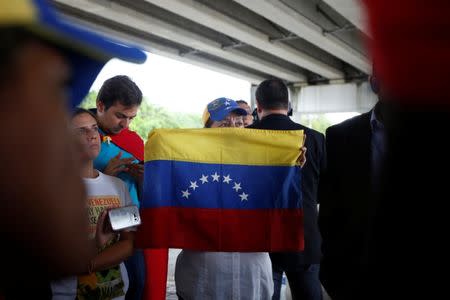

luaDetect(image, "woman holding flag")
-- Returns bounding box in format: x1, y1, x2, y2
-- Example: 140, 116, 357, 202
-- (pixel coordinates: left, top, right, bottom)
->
174, 97, 274, 300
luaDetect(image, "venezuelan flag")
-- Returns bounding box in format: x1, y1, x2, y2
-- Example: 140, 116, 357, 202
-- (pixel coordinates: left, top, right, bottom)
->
136, 128, 304, 252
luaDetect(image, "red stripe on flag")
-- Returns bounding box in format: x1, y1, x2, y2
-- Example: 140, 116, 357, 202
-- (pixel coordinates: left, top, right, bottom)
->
143, 249, 168, 300
136, 207, 304, 252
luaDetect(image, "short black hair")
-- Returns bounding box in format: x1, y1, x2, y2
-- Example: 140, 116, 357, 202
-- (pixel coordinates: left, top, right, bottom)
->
96, 75, 143, 110
236, 100, 248, 106
255, 78, 289, 110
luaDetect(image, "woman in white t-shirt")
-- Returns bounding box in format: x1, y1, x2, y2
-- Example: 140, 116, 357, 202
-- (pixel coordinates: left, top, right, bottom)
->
52, 108, 135, 300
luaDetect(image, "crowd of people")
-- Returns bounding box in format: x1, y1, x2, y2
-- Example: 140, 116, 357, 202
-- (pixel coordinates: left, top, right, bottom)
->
2, 0, 448, 300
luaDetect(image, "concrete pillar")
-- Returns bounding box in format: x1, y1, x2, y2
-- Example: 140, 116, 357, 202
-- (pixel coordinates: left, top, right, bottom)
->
250, 84, 258, 109
288, 85, 301, 112
295, 82, 377, 114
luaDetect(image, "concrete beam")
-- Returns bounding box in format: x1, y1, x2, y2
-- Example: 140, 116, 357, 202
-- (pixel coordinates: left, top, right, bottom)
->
144, 0, 344, 79
234, 0, 370, 73
321, 0, 369, 35
55, 0, 304, 82
60, 11, 266, 84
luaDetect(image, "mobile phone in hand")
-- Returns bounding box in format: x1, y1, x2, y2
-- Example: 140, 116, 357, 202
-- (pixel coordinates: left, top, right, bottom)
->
108, 205, 141, 231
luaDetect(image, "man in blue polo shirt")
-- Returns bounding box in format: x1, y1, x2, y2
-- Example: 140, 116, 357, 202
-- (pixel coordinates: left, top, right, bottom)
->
92, 75, 146, 300
92, 76, 169, 300
93, 75, 144, 208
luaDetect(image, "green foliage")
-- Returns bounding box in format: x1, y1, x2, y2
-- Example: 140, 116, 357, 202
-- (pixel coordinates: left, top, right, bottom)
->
299, 114, 332, 134
79, 91, 97, 110
79, 91, 202, 141
129, 102, 202, 141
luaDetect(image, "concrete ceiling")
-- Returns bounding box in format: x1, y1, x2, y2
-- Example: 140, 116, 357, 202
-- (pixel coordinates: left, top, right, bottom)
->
53, 0, 370, 85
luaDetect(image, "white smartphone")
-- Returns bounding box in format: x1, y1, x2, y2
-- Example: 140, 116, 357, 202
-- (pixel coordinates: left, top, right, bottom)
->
108, 205, 141, 231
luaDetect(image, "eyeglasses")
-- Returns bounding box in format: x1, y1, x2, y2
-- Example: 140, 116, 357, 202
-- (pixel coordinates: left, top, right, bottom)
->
74, 125, 99, 137
215, 116, 244, 128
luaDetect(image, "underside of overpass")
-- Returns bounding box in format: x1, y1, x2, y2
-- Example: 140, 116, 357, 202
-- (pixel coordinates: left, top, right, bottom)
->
53, 0, 376, 114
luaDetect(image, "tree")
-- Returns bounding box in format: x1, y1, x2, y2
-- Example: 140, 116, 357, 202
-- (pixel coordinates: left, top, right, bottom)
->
79, 91, 202, 141
79, 91, 97, 110
299, 114, 332, 134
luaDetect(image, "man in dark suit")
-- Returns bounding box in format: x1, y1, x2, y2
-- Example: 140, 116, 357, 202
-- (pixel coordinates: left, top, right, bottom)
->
248, 79, 326, 300
318, 111, 372, 300
318, 82, 386, 300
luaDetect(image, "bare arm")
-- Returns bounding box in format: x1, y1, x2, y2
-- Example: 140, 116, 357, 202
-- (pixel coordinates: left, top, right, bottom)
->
92, 231, 134, 272
90, 211, 134, 272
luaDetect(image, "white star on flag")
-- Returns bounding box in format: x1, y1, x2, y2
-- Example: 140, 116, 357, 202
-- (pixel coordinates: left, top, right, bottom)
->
223, 175, 232, 184
211, 172, 220, 182
233, 182, 242, 192
239, 192, 249, 201
199, 175, 209, 184
182, 189, 191, 199
189, 181, 198, 190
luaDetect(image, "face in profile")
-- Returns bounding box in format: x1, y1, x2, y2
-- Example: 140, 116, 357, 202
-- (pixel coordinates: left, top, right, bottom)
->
210, 112, 244, 128
71, 112, 101, 161
1, 38, 93, 275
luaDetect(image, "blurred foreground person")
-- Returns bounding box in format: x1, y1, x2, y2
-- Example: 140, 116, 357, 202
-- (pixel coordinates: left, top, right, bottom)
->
362, 1, 450, 299
0, 0, 145, 298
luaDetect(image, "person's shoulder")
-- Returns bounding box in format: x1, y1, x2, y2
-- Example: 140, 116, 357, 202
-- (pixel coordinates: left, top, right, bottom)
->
294, 122, 324, 140
326, 112, 371, 136
245, 121, 259, 129
96, 172, 131, 205
122, 128, 143, 142
97, 171, 127, 189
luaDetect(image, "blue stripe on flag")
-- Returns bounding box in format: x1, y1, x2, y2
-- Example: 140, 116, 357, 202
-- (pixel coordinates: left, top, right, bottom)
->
143, 160, 302, 209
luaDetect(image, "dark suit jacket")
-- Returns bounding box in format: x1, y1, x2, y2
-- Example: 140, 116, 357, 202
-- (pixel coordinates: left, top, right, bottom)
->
248, 114, 326, 266
318, 111, 373, 299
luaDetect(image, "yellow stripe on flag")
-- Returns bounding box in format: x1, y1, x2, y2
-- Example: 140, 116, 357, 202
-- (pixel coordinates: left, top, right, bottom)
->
0, 1, 36, 25
145, 128, 304, 166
